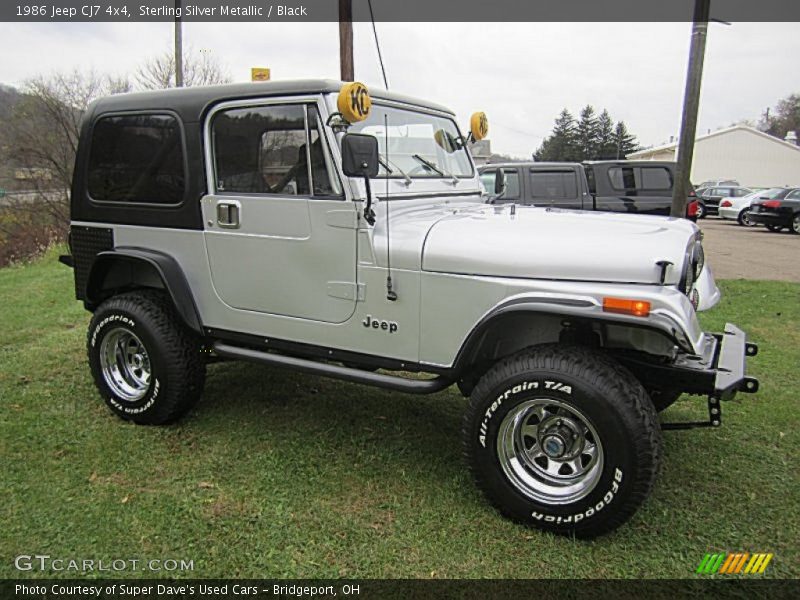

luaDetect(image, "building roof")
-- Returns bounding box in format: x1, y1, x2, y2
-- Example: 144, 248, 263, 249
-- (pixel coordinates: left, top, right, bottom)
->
88, 79, 455, 123
627, 125, 800, 159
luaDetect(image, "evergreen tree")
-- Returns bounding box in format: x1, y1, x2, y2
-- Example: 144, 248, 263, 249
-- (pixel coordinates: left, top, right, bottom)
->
595, 109, 617, 159
534, 108, 578, 161
611, 121, 640, 159
575, 105, 600, 160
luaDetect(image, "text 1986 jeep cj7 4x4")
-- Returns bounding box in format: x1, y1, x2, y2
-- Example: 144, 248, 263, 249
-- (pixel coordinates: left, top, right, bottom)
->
63, 80, 758, 537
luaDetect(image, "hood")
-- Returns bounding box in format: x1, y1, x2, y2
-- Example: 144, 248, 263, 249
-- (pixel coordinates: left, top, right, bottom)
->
414, 203, 696, 285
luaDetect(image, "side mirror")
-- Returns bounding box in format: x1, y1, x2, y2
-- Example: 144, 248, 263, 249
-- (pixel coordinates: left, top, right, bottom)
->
495, 168, 507, 195
341, 133, 379, 178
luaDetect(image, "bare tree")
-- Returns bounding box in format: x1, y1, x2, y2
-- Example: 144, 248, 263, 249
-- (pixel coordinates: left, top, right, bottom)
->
2, 71, 130, 226
136, 48, 231, 90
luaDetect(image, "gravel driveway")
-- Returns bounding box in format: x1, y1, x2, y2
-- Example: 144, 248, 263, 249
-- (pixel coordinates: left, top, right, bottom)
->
699, 217, 799, 282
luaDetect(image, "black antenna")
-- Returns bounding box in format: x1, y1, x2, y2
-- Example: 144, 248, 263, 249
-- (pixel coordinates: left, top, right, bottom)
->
384, 113, 397, 301
368, 0, 389, 90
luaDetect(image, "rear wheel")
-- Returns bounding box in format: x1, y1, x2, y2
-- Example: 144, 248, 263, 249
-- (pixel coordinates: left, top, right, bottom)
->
738, 209, 756, 227
87, 291, 206, 425
765, 224, 783, 232
696, 203, 707, 219
463, 345, 662, 538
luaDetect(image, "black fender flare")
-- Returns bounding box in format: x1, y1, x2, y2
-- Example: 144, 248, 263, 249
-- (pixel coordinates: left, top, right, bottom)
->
85, 247, 203, 335
450, 297, 692, 377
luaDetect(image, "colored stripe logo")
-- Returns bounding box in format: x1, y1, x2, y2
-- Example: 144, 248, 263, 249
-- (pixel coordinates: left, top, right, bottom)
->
696, 552, 773, 574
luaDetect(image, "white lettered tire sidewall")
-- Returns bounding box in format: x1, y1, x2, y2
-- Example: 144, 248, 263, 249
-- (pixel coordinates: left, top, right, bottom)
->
89, 309, 164, 420
87, 291, 205, 425
465, 347, 661, 537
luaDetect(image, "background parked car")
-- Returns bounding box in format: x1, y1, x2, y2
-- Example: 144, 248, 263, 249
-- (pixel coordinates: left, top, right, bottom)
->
718, 187, 787, 227
750, 188, 800, 233
695, 185, 753, 218
697, 179, 740, 188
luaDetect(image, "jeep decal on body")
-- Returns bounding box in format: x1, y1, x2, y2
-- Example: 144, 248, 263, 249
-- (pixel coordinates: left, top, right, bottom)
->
362, 315, 398, 333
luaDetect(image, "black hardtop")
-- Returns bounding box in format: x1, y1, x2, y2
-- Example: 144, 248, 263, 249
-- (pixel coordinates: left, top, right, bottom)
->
87, 79, 455, 123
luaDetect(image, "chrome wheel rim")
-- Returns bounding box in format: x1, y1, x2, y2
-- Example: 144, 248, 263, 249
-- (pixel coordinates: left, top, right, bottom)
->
793, 215, 799, 234
497, 398, 603, 504
741, 210, 755, 227
99, 327, 151, 402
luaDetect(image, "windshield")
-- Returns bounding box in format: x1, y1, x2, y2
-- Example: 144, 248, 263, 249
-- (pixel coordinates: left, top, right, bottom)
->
348, 105, 473, 179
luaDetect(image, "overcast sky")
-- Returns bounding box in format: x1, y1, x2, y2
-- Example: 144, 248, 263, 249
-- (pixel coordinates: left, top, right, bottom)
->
0, 20, 797, 156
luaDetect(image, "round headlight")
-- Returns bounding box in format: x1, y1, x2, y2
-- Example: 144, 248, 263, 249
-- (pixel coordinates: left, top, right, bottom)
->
693, 241, 705, 278
680, 259, 695, 293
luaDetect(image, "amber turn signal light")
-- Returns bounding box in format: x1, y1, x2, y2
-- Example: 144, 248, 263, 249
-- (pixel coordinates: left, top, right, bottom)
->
602, 297, 651, 317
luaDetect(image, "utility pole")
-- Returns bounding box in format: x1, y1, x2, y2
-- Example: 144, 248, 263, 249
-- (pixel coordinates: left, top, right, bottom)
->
174, 0, 184, 87
671, 0, 711, 217
339, 0, 354, 81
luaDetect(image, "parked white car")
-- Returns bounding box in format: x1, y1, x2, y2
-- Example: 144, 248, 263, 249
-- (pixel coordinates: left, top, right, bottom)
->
718, 188, 786, 227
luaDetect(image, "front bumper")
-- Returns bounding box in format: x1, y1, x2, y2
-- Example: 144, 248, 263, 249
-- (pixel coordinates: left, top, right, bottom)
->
617, 323, 759, 401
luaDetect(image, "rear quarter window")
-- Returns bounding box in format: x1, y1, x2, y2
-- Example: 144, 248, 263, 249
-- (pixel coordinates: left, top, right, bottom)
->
87, 113, 186, 204
608, 166, 672, 191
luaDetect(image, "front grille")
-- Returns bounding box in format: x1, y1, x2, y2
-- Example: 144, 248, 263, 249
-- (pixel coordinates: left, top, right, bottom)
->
70, 225, 113, 300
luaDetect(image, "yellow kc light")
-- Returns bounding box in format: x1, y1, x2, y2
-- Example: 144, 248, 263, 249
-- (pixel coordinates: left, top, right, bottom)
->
470, 111, 489, 141
337, 82, 372, 123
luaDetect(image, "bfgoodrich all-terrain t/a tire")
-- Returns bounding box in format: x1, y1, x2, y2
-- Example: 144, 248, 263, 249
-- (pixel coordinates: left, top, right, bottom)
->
463, 344, 662, 538
87, 291, 206, 425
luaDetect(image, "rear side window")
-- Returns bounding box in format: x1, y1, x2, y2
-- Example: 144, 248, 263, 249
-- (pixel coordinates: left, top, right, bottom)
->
529, 169, 578, 199
87, 114, 185, 204
608, 166, 672, 191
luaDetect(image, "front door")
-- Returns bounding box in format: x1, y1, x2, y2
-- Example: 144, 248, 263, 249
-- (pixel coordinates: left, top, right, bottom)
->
202, 99, 358, 324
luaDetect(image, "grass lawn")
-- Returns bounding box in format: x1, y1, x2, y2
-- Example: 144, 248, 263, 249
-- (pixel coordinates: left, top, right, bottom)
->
1, 247, 798, 579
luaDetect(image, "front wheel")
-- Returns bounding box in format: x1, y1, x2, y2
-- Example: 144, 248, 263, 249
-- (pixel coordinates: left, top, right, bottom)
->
792, 214, 800, 234
87, 291, 206, 425
463, 345, 662, 538
696, 203, 707, 219
738, 209, 756, 227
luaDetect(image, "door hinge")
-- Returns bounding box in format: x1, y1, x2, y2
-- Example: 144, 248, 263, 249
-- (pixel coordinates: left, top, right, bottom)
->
326, 210, 359, 229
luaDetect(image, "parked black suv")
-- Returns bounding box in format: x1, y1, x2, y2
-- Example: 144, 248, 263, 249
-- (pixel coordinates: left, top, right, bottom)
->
478, 160, 698, 219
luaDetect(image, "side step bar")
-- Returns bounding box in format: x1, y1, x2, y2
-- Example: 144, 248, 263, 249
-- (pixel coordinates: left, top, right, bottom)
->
213, 342, 454, 395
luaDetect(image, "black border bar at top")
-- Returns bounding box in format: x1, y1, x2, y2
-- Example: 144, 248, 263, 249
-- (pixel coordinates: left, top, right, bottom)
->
2, 0, 799, 22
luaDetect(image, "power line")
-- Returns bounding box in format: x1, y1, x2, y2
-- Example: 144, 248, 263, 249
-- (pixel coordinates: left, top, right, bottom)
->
367, 0, 389, 89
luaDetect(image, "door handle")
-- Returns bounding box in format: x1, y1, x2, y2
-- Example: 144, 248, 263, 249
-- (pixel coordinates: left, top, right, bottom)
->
216, 202, 240, 229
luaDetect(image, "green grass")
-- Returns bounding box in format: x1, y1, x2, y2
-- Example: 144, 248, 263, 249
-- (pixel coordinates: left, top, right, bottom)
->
1, 247, 798, 579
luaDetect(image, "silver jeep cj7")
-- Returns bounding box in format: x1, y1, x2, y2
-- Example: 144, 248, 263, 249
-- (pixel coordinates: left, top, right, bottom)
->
62, 80, 758, 537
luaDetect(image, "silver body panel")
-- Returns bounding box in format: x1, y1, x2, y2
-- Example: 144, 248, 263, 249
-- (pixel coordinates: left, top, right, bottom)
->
76, 90, 721, 369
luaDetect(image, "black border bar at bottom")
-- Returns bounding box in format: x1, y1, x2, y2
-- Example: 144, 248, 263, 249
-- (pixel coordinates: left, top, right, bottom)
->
3, 579, 799, 600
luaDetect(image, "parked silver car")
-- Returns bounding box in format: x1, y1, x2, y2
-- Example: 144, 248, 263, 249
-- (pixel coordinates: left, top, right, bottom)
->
718, 188, 787, 226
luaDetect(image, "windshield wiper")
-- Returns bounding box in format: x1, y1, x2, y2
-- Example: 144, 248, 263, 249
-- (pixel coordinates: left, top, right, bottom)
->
379, 156, 412, 186
412, 154, 459, 184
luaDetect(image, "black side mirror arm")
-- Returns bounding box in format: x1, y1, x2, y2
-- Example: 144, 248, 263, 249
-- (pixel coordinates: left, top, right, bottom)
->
362, 169, 376, 226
